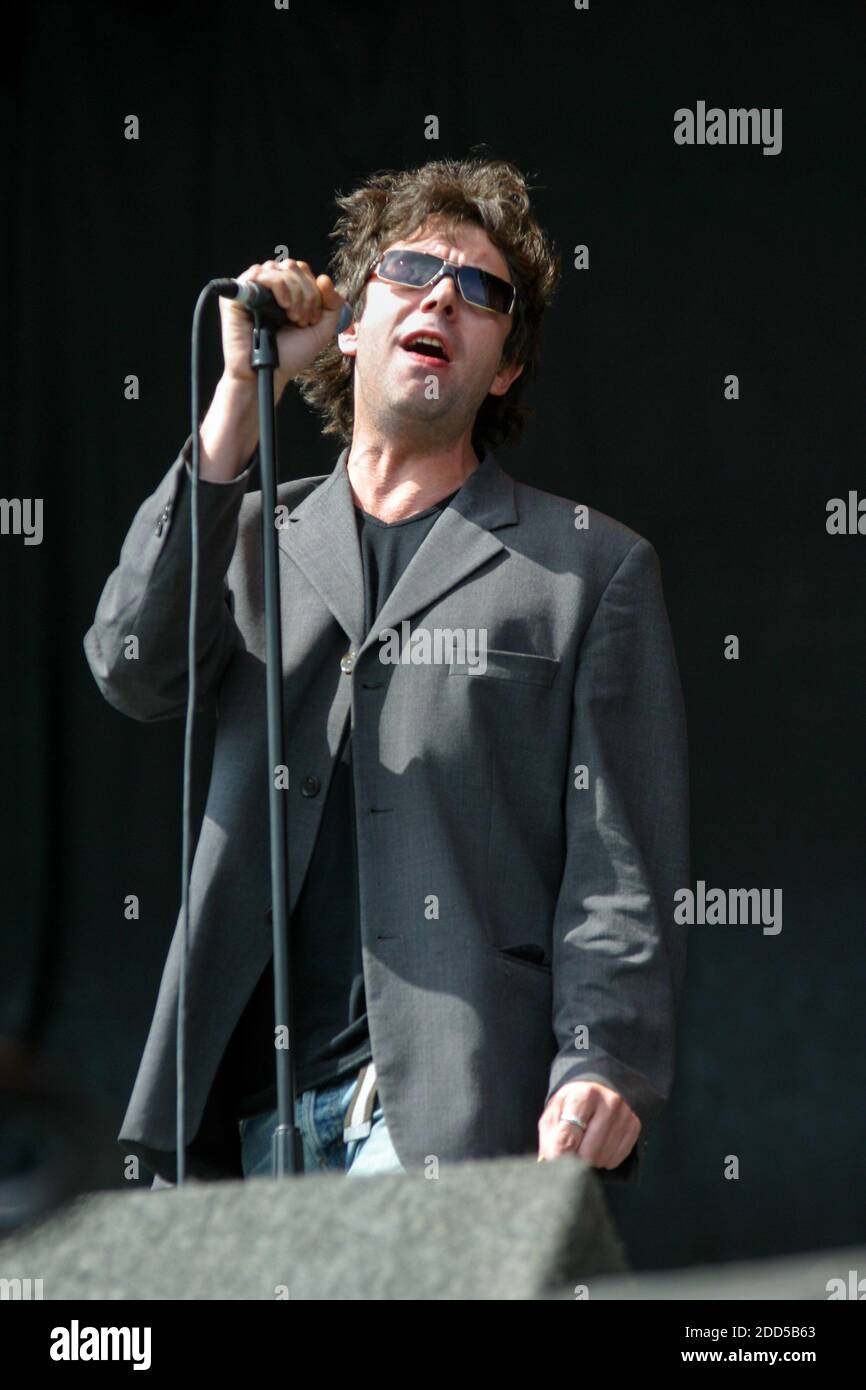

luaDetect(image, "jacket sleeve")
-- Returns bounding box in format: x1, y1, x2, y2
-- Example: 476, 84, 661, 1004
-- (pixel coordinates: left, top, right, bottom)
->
545, 536, 690, 1180
83, 432, 259, 722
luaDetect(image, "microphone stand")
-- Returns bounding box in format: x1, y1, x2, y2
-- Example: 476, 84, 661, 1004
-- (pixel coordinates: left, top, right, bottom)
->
248, 301, 304, 1178
182, 281, 351, 1184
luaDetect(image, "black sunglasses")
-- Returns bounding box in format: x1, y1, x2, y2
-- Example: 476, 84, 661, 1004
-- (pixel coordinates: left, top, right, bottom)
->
369, 248, 517, 316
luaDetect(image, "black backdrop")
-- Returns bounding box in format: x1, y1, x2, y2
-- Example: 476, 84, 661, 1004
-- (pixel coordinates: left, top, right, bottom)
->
3, 0, 864, 1272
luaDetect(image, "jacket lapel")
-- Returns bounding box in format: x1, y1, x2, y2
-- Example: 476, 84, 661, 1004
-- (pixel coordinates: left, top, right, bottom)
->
278, 445, 519, 657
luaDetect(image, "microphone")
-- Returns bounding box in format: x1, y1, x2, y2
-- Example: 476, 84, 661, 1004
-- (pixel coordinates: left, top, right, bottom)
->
212, 278, 353, 334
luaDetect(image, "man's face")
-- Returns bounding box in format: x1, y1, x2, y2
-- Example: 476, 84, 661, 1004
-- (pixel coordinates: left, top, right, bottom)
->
338, 218, 524, 449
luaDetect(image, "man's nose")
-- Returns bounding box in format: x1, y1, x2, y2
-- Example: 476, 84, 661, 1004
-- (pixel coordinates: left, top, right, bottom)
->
419, 270, 459, 314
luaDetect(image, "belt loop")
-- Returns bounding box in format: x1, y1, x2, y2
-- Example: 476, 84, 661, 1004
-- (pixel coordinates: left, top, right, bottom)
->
343, 1062, 378, 1142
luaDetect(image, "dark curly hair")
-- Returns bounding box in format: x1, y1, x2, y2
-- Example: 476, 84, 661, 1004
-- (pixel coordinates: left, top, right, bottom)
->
295, 154, 561, 456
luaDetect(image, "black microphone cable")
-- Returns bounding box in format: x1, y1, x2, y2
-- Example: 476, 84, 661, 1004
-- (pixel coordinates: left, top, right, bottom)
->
176, 281, 222, 1184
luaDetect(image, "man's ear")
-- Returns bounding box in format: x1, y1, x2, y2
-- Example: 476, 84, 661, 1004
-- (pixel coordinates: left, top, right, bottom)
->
490, 358, 524, 398
337, 321, 358, 357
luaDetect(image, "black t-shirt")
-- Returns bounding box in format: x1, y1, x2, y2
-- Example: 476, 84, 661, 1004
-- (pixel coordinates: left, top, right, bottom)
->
228, 482, 460, 1118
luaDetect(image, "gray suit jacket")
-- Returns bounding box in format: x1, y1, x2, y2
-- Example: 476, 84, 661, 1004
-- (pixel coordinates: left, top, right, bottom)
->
84, 434, 690, 1185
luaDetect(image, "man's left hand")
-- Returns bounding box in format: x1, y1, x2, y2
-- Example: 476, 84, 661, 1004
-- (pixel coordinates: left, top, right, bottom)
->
537, 1081, 641, 1169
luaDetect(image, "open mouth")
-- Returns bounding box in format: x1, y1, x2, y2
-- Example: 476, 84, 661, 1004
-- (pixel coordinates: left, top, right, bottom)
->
401, 338, 451, 366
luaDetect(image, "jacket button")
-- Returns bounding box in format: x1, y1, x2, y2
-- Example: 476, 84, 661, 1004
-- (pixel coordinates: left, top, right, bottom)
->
340, 649, 356, 673
301, 774, 320, 797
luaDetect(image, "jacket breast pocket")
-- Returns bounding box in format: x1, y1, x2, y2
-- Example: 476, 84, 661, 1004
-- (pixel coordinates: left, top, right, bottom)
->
493, 944, 552, 974
447, 647, 560, 689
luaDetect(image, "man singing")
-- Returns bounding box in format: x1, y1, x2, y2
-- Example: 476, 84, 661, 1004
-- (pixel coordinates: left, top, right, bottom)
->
83, 155, 690, 1187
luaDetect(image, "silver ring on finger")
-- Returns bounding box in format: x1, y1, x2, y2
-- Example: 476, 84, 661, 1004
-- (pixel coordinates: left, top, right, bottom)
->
562, 1113, 588, 1131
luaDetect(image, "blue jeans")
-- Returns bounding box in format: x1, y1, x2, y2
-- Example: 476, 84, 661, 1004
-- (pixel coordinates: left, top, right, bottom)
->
239, 1073, 406, 1179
